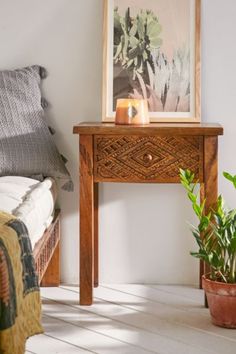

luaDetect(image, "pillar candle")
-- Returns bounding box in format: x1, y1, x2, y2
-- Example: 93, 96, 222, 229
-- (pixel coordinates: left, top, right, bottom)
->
115, 99, 149, 125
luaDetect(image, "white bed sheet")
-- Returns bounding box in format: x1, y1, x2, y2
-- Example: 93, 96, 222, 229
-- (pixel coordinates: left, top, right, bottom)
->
0, 176, 56, 248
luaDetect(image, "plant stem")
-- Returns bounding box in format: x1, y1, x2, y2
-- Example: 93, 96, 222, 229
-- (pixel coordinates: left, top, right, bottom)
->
229, 254, 236, 283
218, 270, 228, 283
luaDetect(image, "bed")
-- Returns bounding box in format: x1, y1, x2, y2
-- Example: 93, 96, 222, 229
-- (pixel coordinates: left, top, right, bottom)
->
0, 176, 61, 354
0, 65, 69, 353
0, 176, 60, 285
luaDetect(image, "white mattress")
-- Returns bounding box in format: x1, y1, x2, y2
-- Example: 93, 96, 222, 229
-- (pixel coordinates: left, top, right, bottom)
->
0, 176, 57, 248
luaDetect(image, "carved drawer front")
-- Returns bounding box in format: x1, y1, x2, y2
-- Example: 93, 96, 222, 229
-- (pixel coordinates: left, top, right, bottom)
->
94, 135, 203, 183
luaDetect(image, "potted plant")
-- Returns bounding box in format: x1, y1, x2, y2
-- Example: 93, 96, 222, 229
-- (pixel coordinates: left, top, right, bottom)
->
180, 169, 236, 328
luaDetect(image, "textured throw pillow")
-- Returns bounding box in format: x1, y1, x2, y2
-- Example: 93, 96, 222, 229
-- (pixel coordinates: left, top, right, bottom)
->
0, 65, 73, 191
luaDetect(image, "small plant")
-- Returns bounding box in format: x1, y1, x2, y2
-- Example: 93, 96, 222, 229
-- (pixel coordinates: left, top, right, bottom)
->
180, 169, 236, 284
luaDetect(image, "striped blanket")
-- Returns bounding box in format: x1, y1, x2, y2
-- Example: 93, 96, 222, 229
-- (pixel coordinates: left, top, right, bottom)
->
0, 212, 43, 354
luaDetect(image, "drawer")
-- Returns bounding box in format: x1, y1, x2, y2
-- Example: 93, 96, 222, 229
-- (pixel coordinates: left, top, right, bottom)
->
94, 135, 203, 183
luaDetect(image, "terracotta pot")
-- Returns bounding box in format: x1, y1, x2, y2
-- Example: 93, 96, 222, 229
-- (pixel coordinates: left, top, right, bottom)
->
202, 275, 236, 328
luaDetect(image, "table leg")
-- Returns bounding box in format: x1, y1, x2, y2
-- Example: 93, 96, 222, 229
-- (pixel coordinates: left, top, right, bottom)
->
202, 136, 218, 307
80, 135, 94, 305
94, 183, 99, 288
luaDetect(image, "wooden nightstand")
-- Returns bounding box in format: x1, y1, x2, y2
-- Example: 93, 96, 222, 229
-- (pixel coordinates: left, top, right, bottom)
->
73, 123, 223, 305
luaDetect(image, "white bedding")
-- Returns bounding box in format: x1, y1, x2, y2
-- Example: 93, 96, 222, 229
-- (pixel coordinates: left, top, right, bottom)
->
0, 176, 57, 248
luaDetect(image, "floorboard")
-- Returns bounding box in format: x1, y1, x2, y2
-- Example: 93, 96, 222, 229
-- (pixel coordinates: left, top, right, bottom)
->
27, 285, 236, 354
27, 330, 94, 354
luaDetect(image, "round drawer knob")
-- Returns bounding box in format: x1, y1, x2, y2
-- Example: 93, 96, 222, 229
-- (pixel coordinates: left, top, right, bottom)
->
143, 153, 153, 163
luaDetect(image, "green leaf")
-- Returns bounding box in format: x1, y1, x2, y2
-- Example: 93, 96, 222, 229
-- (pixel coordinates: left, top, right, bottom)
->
142, 50, 148, 61
128, 45, 140, 60
188, 192, 196, 203
129, 36, 139, 48
137, 16, 145, 39
150, 37, 162, 49
114, 42, 123, 61
223, 172, 234, 182
124, 8, 131, 33
129, 22, 137, 36
122, 34, 129, 60
230, 235, 236, 253
126, 59, 134, 68
147, 21, 162, 38
137, 60, 143, 74
198, 216, 210, 232
223, 172, 236, 189
179, 168, 185, 176
200, 199, 206, 214
193, 203, 202, 218
192, 236, 203, 249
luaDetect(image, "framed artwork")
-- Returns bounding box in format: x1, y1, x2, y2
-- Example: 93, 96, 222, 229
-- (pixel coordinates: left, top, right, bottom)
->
102, 0, 201, 122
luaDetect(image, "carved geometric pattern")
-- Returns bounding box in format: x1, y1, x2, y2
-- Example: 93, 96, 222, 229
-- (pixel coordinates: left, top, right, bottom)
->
33, 211, 60, 283
94, 135, 203, 183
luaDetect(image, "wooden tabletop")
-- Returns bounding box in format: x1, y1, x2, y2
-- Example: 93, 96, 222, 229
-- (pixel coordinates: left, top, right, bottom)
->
73, 122, 223, 136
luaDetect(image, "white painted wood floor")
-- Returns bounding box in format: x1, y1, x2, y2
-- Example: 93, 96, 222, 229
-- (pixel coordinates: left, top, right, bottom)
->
26, 285, 236, 354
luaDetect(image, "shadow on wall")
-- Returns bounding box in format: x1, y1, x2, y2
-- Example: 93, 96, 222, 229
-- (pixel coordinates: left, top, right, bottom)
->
99, 182, 199, 285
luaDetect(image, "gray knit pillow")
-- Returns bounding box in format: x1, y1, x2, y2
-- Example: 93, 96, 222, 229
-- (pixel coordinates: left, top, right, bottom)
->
0, 65, 73, 191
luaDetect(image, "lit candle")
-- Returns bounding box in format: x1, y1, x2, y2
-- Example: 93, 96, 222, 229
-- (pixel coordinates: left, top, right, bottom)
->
115, 99, 149, 125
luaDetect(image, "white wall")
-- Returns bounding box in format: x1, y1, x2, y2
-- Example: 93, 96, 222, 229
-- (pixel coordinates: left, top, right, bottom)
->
0, 0, 235, 285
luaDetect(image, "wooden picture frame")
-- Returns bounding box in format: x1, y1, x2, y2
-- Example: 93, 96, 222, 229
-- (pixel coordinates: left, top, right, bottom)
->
102, 0, 201, 123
